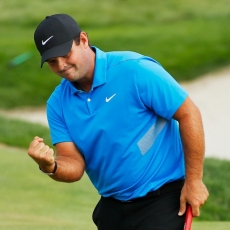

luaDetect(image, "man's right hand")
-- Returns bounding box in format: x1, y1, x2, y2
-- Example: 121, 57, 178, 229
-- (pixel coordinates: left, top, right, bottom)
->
28, 136, 55, 173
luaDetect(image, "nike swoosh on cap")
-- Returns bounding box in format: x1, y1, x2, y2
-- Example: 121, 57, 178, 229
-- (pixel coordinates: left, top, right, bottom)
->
42, 36, 54, 45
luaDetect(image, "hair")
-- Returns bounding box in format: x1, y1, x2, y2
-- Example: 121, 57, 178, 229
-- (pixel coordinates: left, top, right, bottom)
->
74, 33, 91, 46
74, 36, 80, 45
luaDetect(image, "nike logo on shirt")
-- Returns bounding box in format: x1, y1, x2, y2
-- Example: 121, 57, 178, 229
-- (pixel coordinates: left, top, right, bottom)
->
105, 94, 116, 102
42, 36, 54, 45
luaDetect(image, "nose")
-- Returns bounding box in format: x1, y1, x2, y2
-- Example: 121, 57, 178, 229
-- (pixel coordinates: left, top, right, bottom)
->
56, 57, 66, 71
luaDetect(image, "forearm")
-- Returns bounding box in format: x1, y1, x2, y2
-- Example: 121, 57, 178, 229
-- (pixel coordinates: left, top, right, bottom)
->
179, 105, 205, 181
173, 97, 209, 216
173, 97, 205, 181
41, 155, 85, 182
179, 115, 208, 216
38, 141, 85, 183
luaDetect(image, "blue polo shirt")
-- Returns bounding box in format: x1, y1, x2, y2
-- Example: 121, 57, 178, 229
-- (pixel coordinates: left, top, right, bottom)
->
47, 47, 188, 201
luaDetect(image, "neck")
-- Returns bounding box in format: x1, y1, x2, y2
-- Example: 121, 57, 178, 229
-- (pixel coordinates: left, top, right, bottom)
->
73, 80, 92, 92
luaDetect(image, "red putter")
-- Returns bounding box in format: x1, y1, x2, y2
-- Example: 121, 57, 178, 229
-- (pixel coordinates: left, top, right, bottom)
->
184, 205, 193, 230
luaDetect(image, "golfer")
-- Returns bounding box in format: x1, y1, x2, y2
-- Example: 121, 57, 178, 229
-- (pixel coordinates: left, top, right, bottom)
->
28, 14, 209, 230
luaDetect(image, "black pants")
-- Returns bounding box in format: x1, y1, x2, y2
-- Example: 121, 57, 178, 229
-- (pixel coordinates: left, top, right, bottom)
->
92, 180, 185, 230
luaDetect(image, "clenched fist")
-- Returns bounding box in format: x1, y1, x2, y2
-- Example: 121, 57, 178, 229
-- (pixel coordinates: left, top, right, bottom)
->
28, 136, 55, 173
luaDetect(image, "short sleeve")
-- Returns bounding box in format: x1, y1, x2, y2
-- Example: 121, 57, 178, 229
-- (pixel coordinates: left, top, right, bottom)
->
46, 89, 73, 145
135, 58, 188, 119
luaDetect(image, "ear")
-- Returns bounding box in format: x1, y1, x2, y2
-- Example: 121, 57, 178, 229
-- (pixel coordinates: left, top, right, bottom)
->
80, 32, 89, 47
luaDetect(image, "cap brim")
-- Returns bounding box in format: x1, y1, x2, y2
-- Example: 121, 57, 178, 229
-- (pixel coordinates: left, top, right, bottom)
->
41, 40, 73, 67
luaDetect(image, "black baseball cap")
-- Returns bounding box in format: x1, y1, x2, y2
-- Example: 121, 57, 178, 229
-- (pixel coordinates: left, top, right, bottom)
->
34, 14, 82, 67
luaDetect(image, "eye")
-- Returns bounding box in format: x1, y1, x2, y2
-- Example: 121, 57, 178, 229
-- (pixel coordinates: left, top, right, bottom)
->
63, 52, 70, 58
47, 59, 55, 65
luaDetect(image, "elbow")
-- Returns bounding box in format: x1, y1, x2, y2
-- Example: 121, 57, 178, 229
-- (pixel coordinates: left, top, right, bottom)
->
50, 170, 84, 183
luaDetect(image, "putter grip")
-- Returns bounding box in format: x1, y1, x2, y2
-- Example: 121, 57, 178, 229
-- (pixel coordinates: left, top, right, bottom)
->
184, 205, 193, 230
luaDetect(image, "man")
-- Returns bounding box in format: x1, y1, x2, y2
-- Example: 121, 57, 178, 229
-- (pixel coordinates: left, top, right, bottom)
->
28, 14, 209, 230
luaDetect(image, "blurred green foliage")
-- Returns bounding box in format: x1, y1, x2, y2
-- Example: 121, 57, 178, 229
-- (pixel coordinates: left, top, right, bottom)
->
0, 116, 52, 148
201, 158, 230, 221
0, 0, 230, 108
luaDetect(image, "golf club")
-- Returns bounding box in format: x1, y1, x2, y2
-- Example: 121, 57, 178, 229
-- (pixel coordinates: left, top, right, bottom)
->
184, 204, 193, 230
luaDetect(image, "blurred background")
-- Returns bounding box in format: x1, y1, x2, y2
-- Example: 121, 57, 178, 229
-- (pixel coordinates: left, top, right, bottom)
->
1, 0, 230, 108
0, 0, 230, 229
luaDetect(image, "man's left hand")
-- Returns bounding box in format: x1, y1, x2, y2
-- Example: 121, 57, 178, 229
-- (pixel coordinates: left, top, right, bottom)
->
178, 180, 209, 217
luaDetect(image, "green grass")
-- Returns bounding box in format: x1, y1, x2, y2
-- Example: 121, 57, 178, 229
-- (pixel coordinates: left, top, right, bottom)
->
0, 0, 230, 108
192, 222, 230, 230
0, 115, 52, 148
0, 145, 230, 229
201, 158, 230, 221
0, 145, 99, 230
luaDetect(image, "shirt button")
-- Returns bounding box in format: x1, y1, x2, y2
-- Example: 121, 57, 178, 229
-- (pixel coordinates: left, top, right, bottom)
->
87, 98, 91, 102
